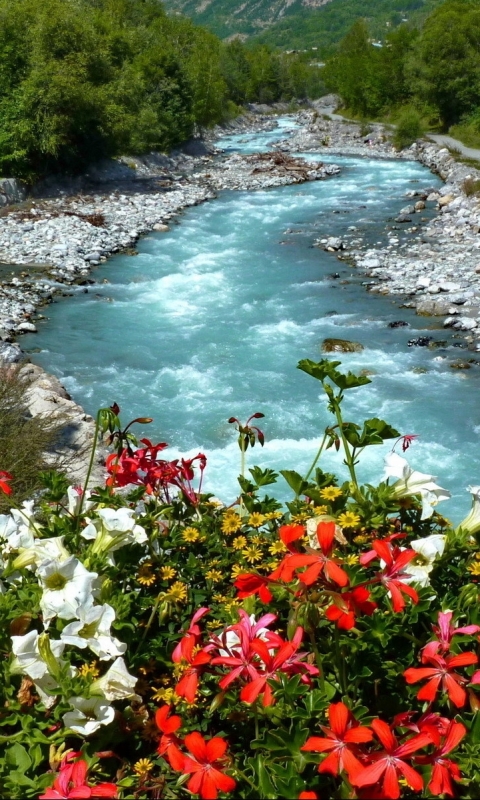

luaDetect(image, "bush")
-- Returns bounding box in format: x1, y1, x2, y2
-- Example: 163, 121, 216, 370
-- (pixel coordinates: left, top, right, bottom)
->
0, 365, 65, 511
3, 359, 480, 798
393, 108, 424, 150
463, 176, 480, 196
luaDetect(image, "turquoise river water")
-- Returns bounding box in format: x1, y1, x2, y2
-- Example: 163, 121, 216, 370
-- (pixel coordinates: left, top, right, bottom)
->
23, 118, 480, 520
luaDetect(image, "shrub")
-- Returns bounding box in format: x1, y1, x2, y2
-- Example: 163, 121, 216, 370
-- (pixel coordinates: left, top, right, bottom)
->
393, 108, 424, 150
463, 176, 480, 197
0, 365, 65, 511
2, 359, 480, 798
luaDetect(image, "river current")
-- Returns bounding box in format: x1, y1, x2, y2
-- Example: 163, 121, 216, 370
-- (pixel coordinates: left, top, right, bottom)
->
24, 118, 480, 520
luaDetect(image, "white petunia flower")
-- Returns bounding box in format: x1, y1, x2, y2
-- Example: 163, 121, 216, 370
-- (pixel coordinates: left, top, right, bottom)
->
0, 512, 34, 554
403, 534, 446, 587
457, 486, 480, 534
11, 630, 65, 680
60, 602, 126, 660
66, 485, 94, 516
38, 556, 97, 625
13, 536, 70, 570
91, 657, 138, 701
382, 452, 450, 520
81, 507, 147, 555
63, 696, 115, 736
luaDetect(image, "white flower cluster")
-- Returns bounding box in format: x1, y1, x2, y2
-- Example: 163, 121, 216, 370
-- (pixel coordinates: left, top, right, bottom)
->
2, 497, 144, 736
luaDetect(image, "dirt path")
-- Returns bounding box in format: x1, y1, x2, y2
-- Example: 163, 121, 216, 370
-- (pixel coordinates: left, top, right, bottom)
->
425, 134, 480, 162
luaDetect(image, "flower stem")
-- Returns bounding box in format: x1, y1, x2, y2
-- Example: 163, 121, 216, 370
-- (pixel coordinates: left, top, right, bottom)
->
304, 432, 328, 483
78, 409, 102, 524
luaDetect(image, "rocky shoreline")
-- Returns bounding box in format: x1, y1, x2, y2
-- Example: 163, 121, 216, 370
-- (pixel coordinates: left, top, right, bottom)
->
2, 103, 480, 481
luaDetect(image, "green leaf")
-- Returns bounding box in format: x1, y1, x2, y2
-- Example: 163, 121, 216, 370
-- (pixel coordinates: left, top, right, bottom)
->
249, 466, 279, 487
6, 743, 32, 772
342, 417, 401, 447
297, 359, 371, 390
280, 469, 309, 497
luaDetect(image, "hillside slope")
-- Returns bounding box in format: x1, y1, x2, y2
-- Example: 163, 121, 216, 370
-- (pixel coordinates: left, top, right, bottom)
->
163, 0, 445, 50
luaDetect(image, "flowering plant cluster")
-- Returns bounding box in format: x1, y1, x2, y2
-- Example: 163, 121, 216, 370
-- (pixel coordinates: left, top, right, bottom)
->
1, 359, 480, 799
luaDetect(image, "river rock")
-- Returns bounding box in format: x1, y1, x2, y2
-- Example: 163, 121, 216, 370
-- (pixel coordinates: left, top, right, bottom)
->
15, 321, 37, 333
408, 336, 433, 347
321, 338, 364, 353
0, 342, 23, 364
153, 223, 169, 232
388, 320, 409, 328
438, 194, 454, 207
324, 237, 344, 251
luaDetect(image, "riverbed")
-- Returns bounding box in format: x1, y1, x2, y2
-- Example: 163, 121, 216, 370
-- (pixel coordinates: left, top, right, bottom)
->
21, 118, 480, 521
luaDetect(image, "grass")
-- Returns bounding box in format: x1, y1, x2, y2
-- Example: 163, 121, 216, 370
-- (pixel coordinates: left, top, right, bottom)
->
0, 366, 66, 511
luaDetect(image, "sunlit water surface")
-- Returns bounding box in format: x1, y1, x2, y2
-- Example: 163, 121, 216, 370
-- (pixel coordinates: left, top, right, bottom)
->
24, 118, 480, 521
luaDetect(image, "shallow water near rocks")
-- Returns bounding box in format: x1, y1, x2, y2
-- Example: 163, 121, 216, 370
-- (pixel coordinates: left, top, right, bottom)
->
25, 119, 480, 521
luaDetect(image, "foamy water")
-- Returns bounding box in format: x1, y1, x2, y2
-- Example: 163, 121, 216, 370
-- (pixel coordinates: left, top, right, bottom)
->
23, 119, 480, 520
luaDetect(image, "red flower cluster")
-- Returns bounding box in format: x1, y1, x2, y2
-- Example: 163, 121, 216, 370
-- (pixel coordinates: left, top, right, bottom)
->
404, 610, 480, 708
0, 469, 12, 495
234, 522, 414, 626
301, 702, 466, 799
39, 752, 117, 799
171, 608, 318, 707
106, 438, 206, 503
156, 708, 236, 800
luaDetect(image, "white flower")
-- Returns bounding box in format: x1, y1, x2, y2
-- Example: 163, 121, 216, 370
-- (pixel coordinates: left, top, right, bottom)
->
13, 536, 70, 570
81, 507, 147, 556
63, 696, 115, 736
66, 486, 94, 516
0, 512, 34, 554
382, 452, 450, 520
60, 602, 126, 660
91, 657, 138, 701
403, 534, 446, 587
457, 486, 480, 534
11, 630, 65, 680
38, 556, 97, 625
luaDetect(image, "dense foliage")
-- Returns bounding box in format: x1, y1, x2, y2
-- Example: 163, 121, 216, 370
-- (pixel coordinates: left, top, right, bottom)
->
323, 0, 480, 141
3, 358, 480, 798
0, 0, 319, 181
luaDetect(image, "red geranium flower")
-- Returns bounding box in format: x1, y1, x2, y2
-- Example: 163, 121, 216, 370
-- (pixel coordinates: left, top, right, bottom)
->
174, 638, 211, 703
325, 587, 377, 630
39, 757, 117, 799
353, 719, 431, 800
280, 521, 349, 587
422, 610, 480, 660
234, 573, 274, 603
172, 607, 210, 663
155, 705, 185, 770
0, 470, 13, 495
360, 539, 418, 613
301, 702, 372, 783
416, 720, 466, 797
181, 732, 236, 800
404, 651, 478, 708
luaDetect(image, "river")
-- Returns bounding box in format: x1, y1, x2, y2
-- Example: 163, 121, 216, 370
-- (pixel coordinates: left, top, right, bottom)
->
23, 118, 480, 521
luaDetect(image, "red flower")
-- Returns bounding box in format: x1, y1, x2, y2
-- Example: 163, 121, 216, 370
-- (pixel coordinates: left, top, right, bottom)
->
172, 608, 210, 663
301, 702, 372, 783
240, 629, 316, 706
174, 638, 211, 703
155, 705, 185, 770
416, 720, 466, 797
353, 719, 431, 800
279, 524, 305, 551
325, 587, 377, 630
181, 732, 236, 800
209, 611, 280, 690
39, 757, 117, 799
422, 610, 480, 659
404, 651, 478, 708
298, 793, 318, 799
234, 573, 274, 603
280, 521, 349, 587
360, 539, 418, 613
0, 470, 12, 495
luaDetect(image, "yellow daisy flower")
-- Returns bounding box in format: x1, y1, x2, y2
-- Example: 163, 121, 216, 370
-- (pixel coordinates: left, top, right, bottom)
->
231, 564, 244, 579
248, 512, 266, 528
221, 513, 242, 535
242, 546, 262, 564
344, 554, 359, 566
209, 559, 221, 566
182, 527, 200, 543
205, 569, 223, 583
213, 593, 227, 602
264, 511, 283, 521
162, 582, 188, 603
250, 534, 264, 545
337, 511, 361, 528
468, 562, 480, 576
151, 686, 177, 703
206, 619, 223, 629
354, 534, 369, 545
267, 560, 280, 570
232, 535, 247, 550
291, 512, 309, 523
137, 563, 156, 586
224, 599, 241, 613
319, 486, 343, 501
160, 566, 176, 581
311, 505, 328, 515
133, 758, 154, 777
269, 540, 287, 556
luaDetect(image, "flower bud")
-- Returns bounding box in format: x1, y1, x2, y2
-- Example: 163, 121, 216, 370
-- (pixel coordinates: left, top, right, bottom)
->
209, 691, 226, 713
38, 633, 61, 680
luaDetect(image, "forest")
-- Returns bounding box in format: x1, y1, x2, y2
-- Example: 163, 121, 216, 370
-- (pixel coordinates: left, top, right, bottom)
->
0, 0, 322, 181
322, 0, 480, 143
